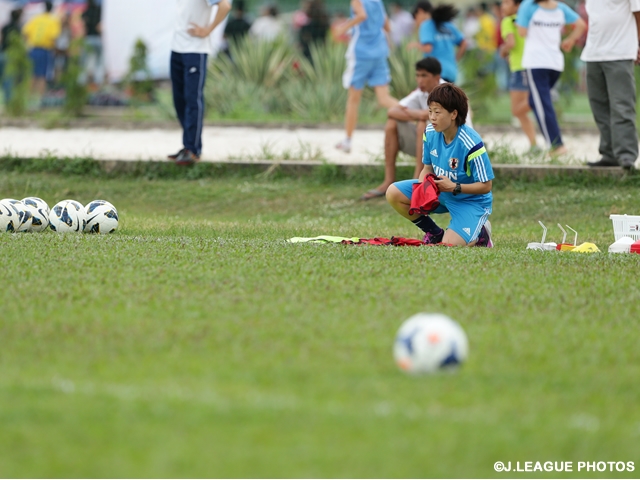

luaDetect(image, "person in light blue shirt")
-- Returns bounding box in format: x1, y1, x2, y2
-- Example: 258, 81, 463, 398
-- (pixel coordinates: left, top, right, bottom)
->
387, 83, 494, 247
516, 0, 586, 156
410, 1, 467, 83
334, 0, 398, 153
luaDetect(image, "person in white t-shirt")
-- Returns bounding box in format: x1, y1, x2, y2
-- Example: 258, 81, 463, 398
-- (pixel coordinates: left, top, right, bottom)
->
249, 5, 283, 41
516, 0, 586, 157
169, 0, 231, 165
583, 0, 640, 171
361, 57, 442, 200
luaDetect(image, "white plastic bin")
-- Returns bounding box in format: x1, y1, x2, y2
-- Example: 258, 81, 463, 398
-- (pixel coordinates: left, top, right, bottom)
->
610, 215, 640, 241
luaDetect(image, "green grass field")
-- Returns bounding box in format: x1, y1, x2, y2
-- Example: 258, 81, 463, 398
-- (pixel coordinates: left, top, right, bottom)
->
1, 170, 640, 478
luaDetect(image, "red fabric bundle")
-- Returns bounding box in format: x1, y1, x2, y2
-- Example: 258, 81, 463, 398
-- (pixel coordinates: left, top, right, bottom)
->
340, 237, 425, 246
409, 173, 440, 216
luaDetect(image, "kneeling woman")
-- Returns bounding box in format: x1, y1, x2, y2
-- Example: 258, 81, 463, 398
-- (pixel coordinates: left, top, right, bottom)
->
386, 83, 494, 247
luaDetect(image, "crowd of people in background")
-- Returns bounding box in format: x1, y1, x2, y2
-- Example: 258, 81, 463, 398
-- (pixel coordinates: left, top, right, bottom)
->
0, 0, 103, 108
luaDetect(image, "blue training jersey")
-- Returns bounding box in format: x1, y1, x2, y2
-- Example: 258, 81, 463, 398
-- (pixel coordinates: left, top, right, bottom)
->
348, 0, 389, 60
422, 123, 494, 206
418, 19, 464, 82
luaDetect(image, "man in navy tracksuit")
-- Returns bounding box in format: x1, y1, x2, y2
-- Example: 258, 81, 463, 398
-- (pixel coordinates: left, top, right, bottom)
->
169, 0, 231, 165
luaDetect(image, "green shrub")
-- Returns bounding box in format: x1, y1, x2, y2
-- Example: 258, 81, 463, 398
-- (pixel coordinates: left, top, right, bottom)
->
4, 32, 32, 116
210, 36, 296, 88
125, 39, 155, 101
459, 48, 497, 122
388, 44, 422, 99
62, 39, 88, 116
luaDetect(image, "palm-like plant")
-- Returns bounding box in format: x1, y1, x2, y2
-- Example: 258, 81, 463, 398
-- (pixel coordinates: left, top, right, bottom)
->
388, 44, 422, 99
209, 36, 296, 89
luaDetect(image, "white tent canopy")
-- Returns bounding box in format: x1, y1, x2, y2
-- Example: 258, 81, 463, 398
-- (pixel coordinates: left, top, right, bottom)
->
103, 0, 225, 83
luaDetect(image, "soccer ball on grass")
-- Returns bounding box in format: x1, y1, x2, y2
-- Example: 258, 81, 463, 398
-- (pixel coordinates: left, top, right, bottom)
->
83, 200, 118, 234
21, 197, 50, 232
49, 200, 85, 233
393, 313, 469, 374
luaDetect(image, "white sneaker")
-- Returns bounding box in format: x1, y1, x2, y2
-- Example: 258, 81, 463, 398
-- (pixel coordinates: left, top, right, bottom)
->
335, 139, 351, 153
476, 220, 493, 248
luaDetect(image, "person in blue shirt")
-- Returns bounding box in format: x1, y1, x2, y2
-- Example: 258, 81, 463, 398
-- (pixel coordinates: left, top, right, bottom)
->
334, 0, 398, 153
409, 2, 467, 83
386, 83, 494, 247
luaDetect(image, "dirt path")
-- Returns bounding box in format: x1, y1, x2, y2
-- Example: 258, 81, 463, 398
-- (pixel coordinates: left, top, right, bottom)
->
0, 125, 627, 166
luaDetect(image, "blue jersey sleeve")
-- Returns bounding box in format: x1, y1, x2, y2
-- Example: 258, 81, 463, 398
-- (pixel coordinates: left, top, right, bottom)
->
422, 126, 435, 165
465, 142, 494, 183
558, 3, 580, 24
419, 19, 436, 45
516, 0, 537, 27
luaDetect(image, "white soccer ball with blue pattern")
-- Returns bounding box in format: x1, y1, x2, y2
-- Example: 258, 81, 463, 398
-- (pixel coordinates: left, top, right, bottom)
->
2, 198, 32, 232
83, 200, 118, 234
49, 199, 85, 233
0, 198, 24, 232
21, 197, 50, 232
393, 313, 469, 374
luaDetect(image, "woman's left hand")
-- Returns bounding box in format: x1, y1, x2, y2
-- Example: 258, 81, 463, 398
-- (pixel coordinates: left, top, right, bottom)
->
433, 176, 455, 192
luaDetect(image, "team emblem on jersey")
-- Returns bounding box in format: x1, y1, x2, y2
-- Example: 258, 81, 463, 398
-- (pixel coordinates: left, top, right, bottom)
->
449, 158, 459, 170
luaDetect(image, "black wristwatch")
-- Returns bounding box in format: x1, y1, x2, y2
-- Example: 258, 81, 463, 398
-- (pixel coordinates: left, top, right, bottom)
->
452, 183, 462, 196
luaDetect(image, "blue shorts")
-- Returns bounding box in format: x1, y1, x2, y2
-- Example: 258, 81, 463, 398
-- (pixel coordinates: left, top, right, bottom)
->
393, 179, 491, 244
29, 48, 53, 79
509, 70, 529, 92
342, 57, 390, 90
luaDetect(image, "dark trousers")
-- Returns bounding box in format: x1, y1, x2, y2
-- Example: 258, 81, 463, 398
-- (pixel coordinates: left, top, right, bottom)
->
586, 60, 638, 167
526, 68, 562, 148
170, 51, 207, 156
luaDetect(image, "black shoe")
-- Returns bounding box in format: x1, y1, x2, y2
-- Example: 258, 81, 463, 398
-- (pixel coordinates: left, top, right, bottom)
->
587, 158, 619, 167
622, 162, 637, 172
168, 148, 185, 161
175, 149, 200, 165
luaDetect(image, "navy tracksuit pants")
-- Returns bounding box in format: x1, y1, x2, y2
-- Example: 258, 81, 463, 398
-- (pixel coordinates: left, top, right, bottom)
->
170, 51, 207, 156
526, 68, 563, 148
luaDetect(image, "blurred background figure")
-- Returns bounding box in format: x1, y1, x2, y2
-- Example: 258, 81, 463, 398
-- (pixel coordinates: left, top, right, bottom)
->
292, 0, 310, 32
22, 1, 60, 104
329, 10, 350, 44
0, 7, 21, 105
249, 4, 283, 42
410, 1, 467, 84
223, 0, 251, 50
53, 10, 71, 85
80, 0, 103, 88
500, 0, 537, 150
389, 1, 414, 48
475, 2, 496, 54
516, 0, 586, 157
299, 0, 329, 61
462, 6, 480, 50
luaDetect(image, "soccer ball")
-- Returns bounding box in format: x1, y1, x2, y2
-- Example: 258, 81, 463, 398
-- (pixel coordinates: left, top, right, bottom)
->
393, 313, 469, 374
0, 198, 24, 232
84, 200, 118, 234
49, 200, 85, 233
0, 198, 32, 232
21, 197, 50, 232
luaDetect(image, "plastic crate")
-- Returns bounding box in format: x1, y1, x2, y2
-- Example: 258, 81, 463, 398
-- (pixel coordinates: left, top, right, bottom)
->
610, 214, 640, 241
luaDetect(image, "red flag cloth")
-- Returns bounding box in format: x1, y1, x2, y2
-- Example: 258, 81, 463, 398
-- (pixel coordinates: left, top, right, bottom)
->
341, 237, 425, 246
408, 173, 440, 216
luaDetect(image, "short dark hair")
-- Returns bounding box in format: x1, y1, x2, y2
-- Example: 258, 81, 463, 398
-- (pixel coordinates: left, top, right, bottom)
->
415, 57, 441, 76
45, 1, 53, 12
412, 0, 433, 16
427, 83, 468, 127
